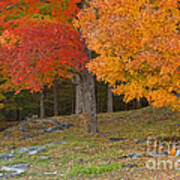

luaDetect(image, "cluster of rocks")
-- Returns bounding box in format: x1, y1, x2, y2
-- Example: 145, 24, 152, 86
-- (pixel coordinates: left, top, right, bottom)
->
0, 140, 67, 178
19, 119, 73, 140
0, 163, 29, 178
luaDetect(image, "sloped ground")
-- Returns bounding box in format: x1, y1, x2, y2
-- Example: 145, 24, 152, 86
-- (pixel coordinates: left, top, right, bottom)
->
0, 106, 180, 179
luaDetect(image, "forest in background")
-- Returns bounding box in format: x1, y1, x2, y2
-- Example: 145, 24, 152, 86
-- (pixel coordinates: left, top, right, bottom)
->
0, 79, 148, 122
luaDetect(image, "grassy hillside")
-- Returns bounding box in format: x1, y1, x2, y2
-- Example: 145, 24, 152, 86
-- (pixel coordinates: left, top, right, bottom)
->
0, 106, 180, 179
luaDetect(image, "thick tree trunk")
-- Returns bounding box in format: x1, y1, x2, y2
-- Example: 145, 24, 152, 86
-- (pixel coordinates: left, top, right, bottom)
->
75, 75, 83, 114
107, 85, 113, 113
76, 0, 97, 134
53, 80, 59, 116
40, 91, 45, 119
79, 69, 98, 134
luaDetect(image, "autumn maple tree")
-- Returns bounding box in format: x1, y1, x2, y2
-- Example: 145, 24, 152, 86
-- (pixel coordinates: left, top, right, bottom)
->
0, 0, 98, 133
0, 22, 88, 92
76, 0, 180, 111
0, 0, 87, 91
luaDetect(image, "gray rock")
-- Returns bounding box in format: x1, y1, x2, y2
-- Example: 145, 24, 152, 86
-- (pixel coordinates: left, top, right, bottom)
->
44, 128, 59, 133
0, 153, 15, 161
122, 164, 135, 168
28, 146, 46, 155
148, 152, 167, 157
160, 116, 168, 120
10, 163, 29, 169
18, 145, 46, 155
56, 141, 67, 145
40, 156, 49, 160
19, 121, 28, 132
135, 138, 148, 144
43, 120, 73, 130
44, 171, 57, 175
119, 152, 141, 160
36, 126, 47, 130
102, 161, 109, 165
109, 137, 126, 142
18, 147, 32, 153
44, 120, 63, 128
49, 161, 55, 164
19, 135, 34, 141
0, 163, 29, 178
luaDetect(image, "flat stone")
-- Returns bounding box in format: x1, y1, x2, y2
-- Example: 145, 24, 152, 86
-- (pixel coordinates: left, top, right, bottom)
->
78, 159, 84, 163
102, 161, 109, 165
135, 138, 148, 144
18, 147, 32, 153
119, 152, 141, 160
36, 126, 47, 130
19, 135, 34, 141
44, 171, 57, 175
160, 116, 168, 120
44, 128, 55, 133
49, 161, 55, 164
148, 152, 167, 157
109, 137, 126, 142
0, 163, 29, 178
122, 164, 135, 168
10, 163, 29, 169
62, 124, 73, 129
43, 120, 63, 128
40, 156, 49, 160
19, 122, 28, 132
18, 146, 42, 154
0, 153, 15, 161
28, 146, 46, 155
56, 141, 67, 145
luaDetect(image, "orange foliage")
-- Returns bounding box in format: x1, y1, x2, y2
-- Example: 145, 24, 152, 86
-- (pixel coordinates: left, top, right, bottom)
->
76, 0, 180, 110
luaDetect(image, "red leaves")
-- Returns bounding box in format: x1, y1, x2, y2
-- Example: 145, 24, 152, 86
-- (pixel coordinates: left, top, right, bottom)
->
0, 22, 88, 92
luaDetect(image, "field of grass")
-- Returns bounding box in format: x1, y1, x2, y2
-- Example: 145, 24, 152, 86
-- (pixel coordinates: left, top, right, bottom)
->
0, 106, 180, 179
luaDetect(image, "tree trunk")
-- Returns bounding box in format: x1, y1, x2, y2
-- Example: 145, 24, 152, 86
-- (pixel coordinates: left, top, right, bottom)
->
53, 80, 59, 116
107, 85, 113, 112
16, 108, 21, 121
40, 91, 45, 119
137, 99, 142, 109
75, 75, 83, 114
76, 0, 98, 134
79, 69, 98, 134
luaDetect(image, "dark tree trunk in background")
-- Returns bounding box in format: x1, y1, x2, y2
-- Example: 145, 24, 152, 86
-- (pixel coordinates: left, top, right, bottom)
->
137, 99, 142, 109
16, 109, 21, 121
40, 91, 45, 119
72, 84, 75, 114
75, 75, 83, 114
79, 69, 98, 134
107, 85, 113, 112
53, 80, 59, 116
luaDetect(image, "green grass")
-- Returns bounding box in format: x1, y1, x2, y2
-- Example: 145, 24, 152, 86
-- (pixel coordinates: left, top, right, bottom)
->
0, 106, 179, 179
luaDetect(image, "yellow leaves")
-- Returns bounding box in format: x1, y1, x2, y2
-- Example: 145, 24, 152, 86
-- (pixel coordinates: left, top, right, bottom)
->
149, 89, 180, 110
77, 0, 180, 111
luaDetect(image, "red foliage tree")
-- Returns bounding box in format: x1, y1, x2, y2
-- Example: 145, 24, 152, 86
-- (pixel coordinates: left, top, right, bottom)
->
0, 22, 88, 92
